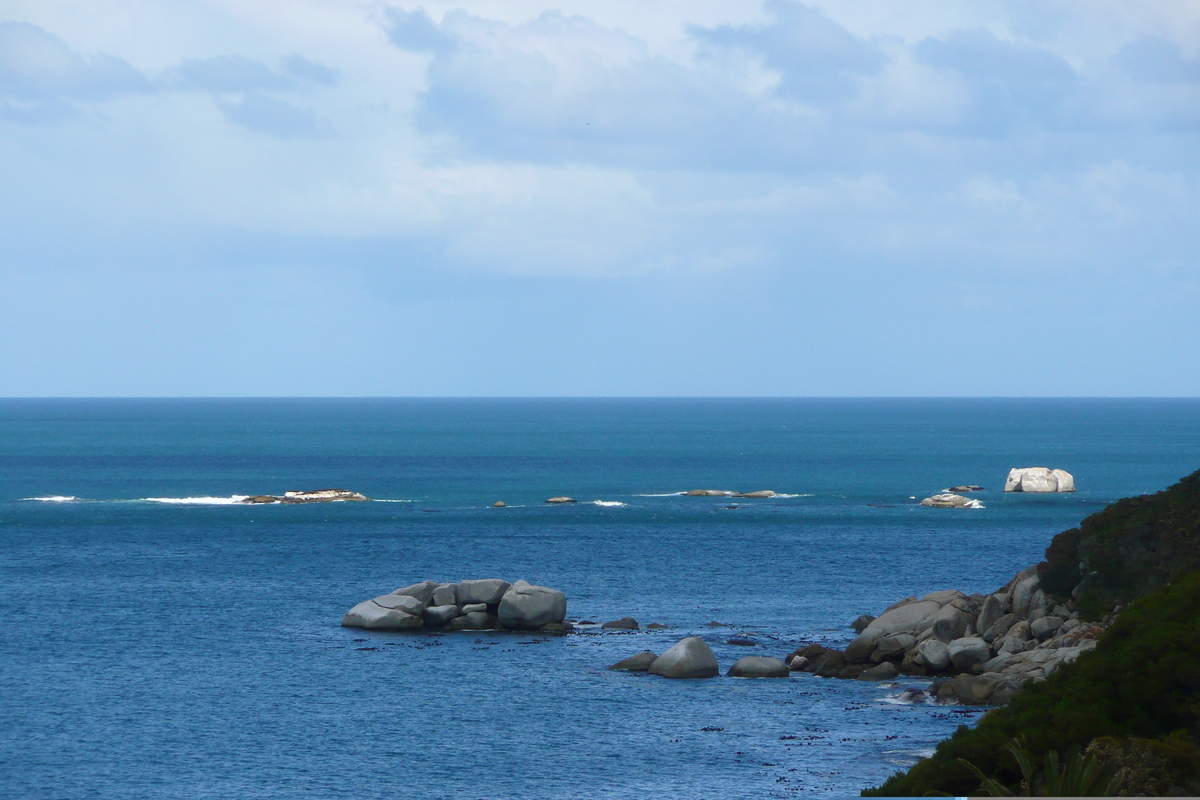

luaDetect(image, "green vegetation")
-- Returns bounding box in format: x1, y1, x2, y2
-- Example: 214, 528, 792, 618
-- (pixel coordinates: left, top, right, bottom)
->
959, 736, 1122, 796
864, 468, 1200, 797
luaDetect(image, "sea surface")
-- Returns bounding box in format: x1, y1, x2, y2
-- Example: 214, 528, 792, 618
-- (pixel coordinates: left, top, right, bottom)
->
2, 398, 1199, 799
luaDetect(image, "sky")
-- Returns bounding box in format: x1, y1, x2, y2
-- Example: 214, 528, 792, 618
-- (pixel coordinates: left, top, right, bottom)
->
1, 0, 1198, 396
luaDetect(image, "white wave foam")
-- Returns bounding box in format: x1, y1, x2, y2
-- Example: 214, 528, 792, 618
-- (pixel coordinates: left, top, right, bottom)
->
21, 495, 78, 503
373, 499, 413, 503
144, 496, 250, 505
771, 493, 811, 498
588, 500, 626, 507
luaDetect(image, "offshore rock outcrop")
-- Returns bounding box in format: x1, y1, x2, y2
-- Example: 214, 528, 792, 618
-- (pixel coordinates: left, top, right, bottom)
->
240, 489, 368, 504
1005, 467, 1075, 493
342, 579, 569, 633
920, 493, 984, 508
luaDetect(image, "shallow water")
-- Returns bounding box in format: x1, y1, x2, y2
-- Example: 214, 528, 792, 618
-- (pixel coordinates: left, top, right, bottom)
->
2, 398, 1198, 798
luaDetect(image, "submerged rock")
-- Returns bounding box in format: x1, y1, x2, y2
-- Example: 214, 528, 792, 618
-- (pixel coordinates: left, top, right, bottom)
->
728, 656, 790, 678
733, 490, 777, 498
601, 617, 639, 630
608, 651, 659, 671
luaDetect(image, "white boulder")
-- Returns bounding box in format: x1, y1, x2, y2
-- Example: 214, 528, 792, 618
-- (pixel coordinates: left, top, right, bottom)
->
648, 637, 720, 679
1005, 467, 1075, 493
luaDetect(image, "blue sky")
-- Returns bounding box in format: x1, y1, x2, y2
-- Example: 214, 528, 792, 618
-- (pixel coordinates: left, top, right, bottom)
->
1, 0, 1197, 396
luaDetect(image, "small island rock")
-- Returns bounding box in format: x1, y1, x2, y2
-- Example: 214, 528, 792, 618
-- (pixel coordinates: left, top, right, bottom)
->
545, 497, 577, 504
920, 493, 983, 509
648, 637, 720, 679
1004, 467, 1075, 493
728, 656, 790, 678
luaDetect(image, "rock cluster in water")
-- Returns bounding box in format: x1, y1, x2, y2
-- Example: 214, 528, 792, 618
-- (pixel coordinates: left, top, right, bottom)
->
920, 493, 984, 509
682, 489, 778, 498
342, 579, 570, 633
1005, 467, 1075, 493
788, 564, 1104, 706
241, 489, 368, 504
607, 637, 790, 680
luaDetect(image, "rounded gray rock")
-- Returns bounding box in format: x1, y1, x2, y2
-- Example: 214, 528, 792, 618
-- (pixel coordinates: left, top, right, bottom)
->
727, 656, 790, 678
948, 637, 991, 672
497, 583, 567, 630
422, 604, 461, 626
601, 617, 639, 630
392, 581, 439, 606
457, 579, 512, 606
608, 651, 659, 671
445, 611, 497, 631
647, 637, 719, 679
341, 600, 424, 630
858, 661, 899, 681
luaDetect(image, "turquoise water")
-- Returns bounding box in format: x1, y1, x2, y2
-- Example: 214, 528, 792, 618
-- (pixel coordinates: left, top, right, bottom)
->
2, 398, 1198, 798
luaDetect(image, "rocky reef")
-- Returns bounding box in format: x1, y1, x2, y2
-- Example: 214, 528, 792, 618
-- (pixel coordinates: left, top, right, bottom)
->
240, 489, 367, 504
342, 579, 570, 633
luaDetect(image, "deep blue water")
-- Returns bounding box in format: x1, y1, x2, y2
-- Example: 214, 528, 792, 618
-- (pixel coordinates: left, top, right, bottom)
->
1, 398, 1198, 798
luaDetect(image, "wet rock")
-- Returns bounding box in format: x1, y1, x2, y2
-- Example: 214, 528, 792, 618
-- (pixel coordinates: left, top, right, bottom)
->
812, 650, 847, 677
601, 617, 639, 630
538, 621, 573, 634
851, 615, 876, 633
727, 638, 757, 646
445, 611, 496, 631
545, 496, 577, 504
648, 637, 720, 679
457, 579, 512, 606
728, 656, 791, 678
859, 661, 899, 681
422, 604, 461, 626
608, 651, 659, 671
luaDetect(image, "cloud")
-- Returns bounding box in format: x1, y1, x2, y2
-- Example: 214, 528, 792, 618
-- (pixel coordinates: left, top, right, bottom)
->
216, 92, 327, 137
1114, 36, 1200, 84
171, 54, 296, 93
384, 7, 457, 53
280, 54, 339, 86
689, 0, 885, 103
0, 21, 150, 104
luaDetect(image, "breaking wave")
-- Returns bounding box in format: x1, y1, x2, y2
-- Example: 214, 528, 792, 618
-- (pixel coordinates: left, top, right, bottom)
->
21, 496, 78, 503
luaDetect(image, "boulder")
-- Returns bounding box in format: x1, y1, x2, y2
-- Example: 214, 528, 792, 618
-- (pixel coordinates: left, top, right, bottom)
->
279, 489, 368, 503
733, 490, 777, 498
538, 622, 573, 634
445, 611, 496, 631
601, 617, 639, 630
432, 583, 457, 607
882, 596, 919, 613
920, 493, 983, 508
1005, 467, 1075, 493
982, 613, 1019, 643
684, 489, 732, 496
951, 672, 1012, 705
933, 604, 972, 643
646, 623, 669, 629
1012, 575, 1041, 618
457, 579, 511, 606
728, 656, 791, 678
492, 501, 506, 507
811, 650, 847, 677
788, 656, 809, 671
341, 599, 424, 630
872, 633, 916, 662
844, 600, 942, 662
922, 589, 968, 605
647, 637, 720, 679
608, 651, 659, 671
948, 637, 991, 672
545, 497, 576, 504
370, 594, 426, 615
392, 581, 439, 606
498, 583, 567, 630
1000, 620, 1032, 654
858, 661, 899, 681
851, 615, 876, 633
1031, 616, 1064, 641
977, 593, 1012, 635
916, 639, 951, 671
461, 603, 488, 614
422, 604, 461, 626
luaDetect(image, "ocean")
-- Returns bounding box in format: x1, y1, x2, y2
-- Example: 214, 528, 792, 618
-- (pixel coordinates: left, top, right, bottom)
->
2, 398, 1198, 798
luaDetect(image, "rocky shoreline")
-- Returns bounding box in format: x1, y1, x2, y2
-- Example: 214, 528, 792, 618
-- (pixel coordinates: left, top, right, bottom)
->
342, 579, 571, 633
786, 563, 1108, 706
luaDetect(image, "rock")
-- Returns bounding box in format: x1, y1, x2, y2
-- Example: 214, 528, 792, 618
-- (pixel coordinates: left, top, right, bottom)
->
947, 485, 984, 492
872, 633, 916, 662
392, 581, 439, 606
922, 589, 968, 605
341, 599, 424, 630
545, 497, 576, 504
601, 617, 639, 630
811, 650, 847, 677
1012, 575, 1041, 618
279, 489, 368, 503
432, 583, 457, 607
977, 594, 1012, 635
844, 600, 942, 663
951, 672, 1013, 705
608, 651, 659, 671
788, 656, 809, 671
1004, 467, 1075, 493
242, 495, 277, 504
461, 603, 488, 614
492, 501, 506, 507
647, 637, 720, 679
1031, 616, 1064, 641
920, 493, 984, 508
900, 649, 928, 676
883, 596, 919, 613
948, 637, 991, 672
728, 638, 757, 646
646, 623, 669, 629
858, 661, 899, 681
851, 615, 876, 633
791, 643, 830, 661
422, 604, 461, 626
982, 613, 1019, 643
933, 604, 971, 643
1061, 618, 1081, 634
498, 583, 567, 630
733, 490, 777, 498
1000, 620, 1032, 654
538, 622, 573, 633
916, 639, 951, 671
684, 489, 733, 496
444, 611, 496, 630
370, 594, 426, 615
728, 656, 790, 678
457, 579, 511, 606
